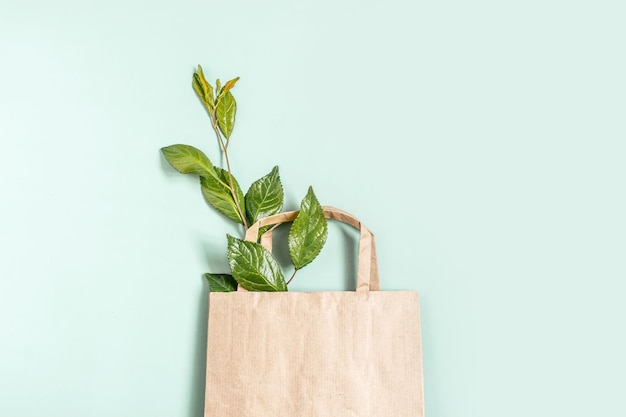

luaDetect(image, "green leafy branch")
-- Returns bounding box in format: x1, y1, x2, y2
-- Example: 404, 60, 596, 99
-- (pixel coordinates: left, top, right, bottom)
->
161, 66, 328, 293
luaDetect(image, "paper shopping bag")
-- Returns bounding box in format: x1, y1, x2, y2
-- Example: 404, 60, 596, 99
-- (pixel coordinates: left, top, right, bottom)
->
204, 207, 424, 416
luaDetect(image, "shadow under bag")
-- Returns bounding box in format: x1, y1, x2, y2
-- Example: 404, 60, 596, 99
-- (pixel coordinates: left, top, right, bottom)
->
204, 207, 424, 417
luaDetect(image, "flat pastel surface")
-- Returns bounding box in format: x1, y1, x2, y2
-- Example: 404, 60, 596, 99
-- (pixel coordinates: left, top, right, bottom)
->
1, 1, 625, 416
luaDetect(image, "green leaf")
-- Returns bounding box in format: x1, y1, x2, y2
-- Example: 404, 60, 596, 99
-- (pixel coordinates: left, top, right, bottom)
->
204, 273, 237, 292
227, 235, 287, 292
161, 144, 217, 178
192, 65, 214, 112
245, 166, 284, 225
288, 186, 328, 270
219, 77, 240, 98
257, 224, 273, 240
200, 167, 246, 224
216, 91, 236, 139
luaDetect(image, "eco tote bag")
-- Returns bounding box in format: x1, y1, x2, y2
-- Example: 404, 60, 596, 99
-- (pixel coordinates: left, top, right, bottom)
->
204, 207, 424, 417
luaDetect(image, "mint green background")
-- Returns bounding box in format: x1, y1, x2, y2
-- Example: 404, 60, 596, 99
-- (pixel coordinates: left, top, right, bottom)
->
1, 1, 625, 416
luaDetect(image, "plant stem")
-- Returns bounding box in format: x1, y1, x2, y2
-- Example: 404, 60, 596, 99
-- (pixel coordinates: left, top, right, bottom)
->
210, 114, 249, 229
286, 270, 297, 286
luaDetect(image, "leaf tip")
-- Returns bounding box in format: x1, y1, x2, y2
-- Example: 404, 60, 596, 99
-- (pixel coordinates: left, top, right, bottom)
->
305, 185, 318, 202
227, 234, 244, 248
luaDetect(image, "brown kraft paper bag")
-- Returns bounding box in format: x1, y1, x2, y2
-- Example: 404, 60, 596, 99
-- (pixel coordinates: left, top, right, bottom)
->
204, 207, 424, 416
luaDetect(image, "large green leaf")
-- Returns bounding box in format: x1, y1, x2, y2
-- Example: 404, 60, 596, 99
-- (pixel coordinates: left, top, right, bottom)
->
227, 235, 287, 292
161, 144, 216, 178
288, 186, 328, 270
216, 91, 236, 139
245, 166, 284, 225
200, 167, 246, 224
192, 65, 214, 112
204, 273, 237, 292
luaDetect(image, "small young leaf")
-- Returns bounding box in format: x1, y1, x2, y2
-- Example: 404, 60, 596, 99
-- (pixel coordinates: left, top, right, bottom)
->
192, 65, 214, 112
245, 166, 284, 226
288, 186, 328, 270
227, 235, 287, 291
220, 77, 240, 98
200, 167, 246, 225
204, 273, 237, 292
161, 144, 217, 178
216, 91, 236, 139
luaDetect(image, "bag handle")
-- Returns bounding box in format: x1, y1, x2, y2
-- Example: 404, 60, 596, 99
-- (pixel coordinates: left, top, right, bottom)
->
240, 206, 380, 292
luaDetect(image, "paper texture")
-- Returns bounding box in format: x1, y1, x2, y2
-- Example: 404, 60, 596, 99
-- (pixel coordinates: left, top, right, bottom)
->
205, 291, 423, 416
204, 207, 424, 416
